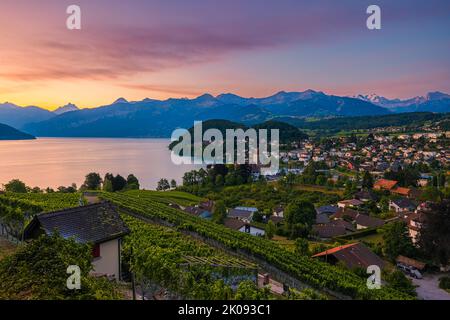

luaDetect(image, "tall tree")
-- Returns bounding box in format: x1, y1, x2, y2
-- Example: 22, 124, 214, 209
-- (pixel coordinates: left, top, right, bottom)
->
4, 179, 27, 193
362, 171, 374, 190
112, 174, 127, 192
126, 174, 140, 190
212, 200, 227, 224
284, 200, 316, 237
157, 178, 170, 191
418, 201, 450, 267
382, 221, 415, 261
265, 220, 276, 240
82, 173, 102, 190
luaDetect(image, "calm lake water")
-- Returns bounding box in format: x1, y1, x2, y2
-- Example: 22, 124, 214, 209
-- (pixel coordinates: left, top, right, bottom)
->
0, 138, 200, 190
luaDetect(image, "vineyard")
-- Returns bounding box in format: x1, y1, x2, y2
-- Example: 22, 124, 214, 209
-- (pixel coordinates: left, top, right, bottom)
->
101, 191, 414, 300
0, 192, 82, 240
2, 192, 82, 212
121, 214, 263, 299
122, 190, 203, 207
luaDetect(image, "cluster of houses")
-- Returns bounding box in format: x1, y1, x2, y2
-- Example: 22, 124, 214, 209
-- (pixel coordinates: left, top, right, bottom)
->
279, 131, 448, 179
181, 201, 266, 236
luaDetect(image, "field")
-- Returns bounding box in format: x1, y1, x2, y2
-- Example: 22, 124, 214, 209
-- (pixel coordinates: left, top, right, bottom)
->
290, 184, 344, 196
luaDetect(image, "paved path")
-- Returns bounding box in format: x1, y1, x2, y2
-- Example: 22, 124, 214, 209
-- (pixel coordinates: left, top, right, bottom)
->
411, 273, 450, 300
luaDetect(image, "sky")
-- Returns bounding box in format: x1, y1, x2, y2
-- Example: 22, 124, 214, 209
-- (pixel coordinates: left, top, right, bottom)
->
0, 0, 449, 110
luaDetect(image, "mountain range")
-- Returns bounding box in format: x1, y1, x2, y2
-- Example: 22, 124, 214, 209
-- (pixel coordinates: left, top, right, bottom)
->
0, 90, 448, 138
352, 91, 450, 113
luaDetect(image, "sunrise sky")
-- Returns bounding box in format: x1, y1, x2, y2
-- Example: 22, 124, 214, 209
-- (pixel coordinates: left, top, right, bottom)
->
0, 0, 449, 110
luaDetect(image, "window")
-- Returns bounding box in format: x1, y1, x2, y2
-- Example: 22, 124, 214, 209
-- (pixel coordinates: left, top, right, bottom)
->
92, 243, 100, 258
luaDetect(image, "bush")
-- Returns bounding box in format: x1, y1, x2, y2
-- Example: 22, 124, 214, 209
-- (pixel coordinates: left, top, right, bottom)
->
439, 276, 450, 290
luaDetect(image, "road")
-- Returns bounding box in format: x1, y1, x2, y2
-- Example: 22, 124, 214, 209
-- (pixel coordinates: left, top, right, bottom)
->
411, 273, 450, 300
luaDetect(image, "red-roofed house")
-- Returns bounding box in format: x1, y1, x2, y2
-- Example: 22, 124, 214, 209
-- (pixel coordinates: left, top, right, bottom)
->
373, 179, 398, 191
312, 243, 385, 270
391, 187, 412, 197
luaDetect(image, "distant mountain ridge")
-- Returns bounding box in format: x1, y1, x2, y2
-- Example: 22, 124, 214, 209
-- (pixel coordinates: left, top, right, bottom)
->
53, 103, 79, 115
0, 123, 35, 140
0, 89, 448, 138
352, 91, 450, 113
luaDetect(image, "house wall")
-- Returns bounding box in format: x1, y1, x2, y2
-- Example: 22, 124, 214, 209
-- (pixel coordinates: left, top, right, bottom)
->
239, 226, 265, 236
91, 238, 120, 280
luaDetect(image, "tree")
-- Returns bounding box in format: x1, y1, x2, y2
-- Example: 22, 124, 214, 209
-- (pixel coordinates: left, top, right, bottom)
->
420, 186, 442, 202
362, 171, 374, 190
294, 238, 310, 256
385, 270, 417, 297
284, 200, 316, 230
234, 280, 270, 300
157, 178, 170, 191
126, 174, 140, 190
417, 200, 450, 267
215, 174, 224, 186
102, 176, 113, 192
82, 173, 102, 190
170, 179, 177, 189
265, 220, 276, 240
212, 200, 227, 224
382, 221, 415, 261
0, 233, 121, 300
4, 179, 28, 193
111, 174, 127, 192
224, 174, 236, 186
344, 180, 358, 198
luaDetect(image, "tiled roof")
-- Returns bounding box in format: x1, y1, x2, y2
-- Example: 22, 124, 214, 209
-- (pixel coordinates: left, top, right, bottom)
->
396, 255, 426, 270
313, 243, 385, 269
374, 179, 398, 190
354, 214, 385, 228
391, 198, 417, 209
333, 208, 359, 220
24, 202, 129, 244
312, 225, 348, 238
329, 219, 356, 232
315, 213, 330, 225
392, 187, 411, 196
223, 218, 246, 230
228, 209, 253, 219
316, 205, 339, 215
338, 199, 364, 206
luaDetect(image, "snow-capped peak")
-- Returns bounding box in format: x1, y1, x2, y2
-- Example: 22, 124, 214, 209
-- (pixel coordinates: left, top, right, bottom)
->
53, 103, 79, 115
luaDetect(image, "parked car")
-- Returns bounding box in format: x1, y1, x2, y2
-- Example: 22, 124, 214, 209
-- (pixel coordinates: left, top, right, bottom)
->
397, 263, 423, 279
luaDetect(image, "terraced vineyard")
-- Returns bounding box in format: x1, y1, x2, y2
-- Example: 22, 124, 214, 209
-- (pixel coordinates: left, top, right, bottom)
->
121, 214, 261, 299
101, 191, 414, 300
0, 193, 83, 239
122, 190, 203, 207
2, 192, 82, 212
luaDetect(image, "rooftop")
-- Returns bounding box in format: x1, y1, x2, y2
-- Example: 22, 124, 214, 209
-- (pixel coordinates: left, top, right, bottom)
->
23, 202, 129, 244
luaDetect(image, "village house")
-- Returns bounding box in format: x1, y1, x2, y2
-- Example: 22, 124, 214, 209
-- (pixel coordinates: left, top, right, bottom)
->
312, 243, 385, 270
389, 198, 417, 214
223, 218, 265, 237
373, 179, 398, 191
354, 213, 385, 230
228, 206, 258, 222
23, 202, 130, 281
337, 199, 364, 209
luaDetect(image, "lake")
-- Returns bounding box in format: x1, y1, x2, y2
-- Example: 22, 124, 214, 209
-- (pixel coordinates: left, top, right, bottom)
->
0, 138, 200, 190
